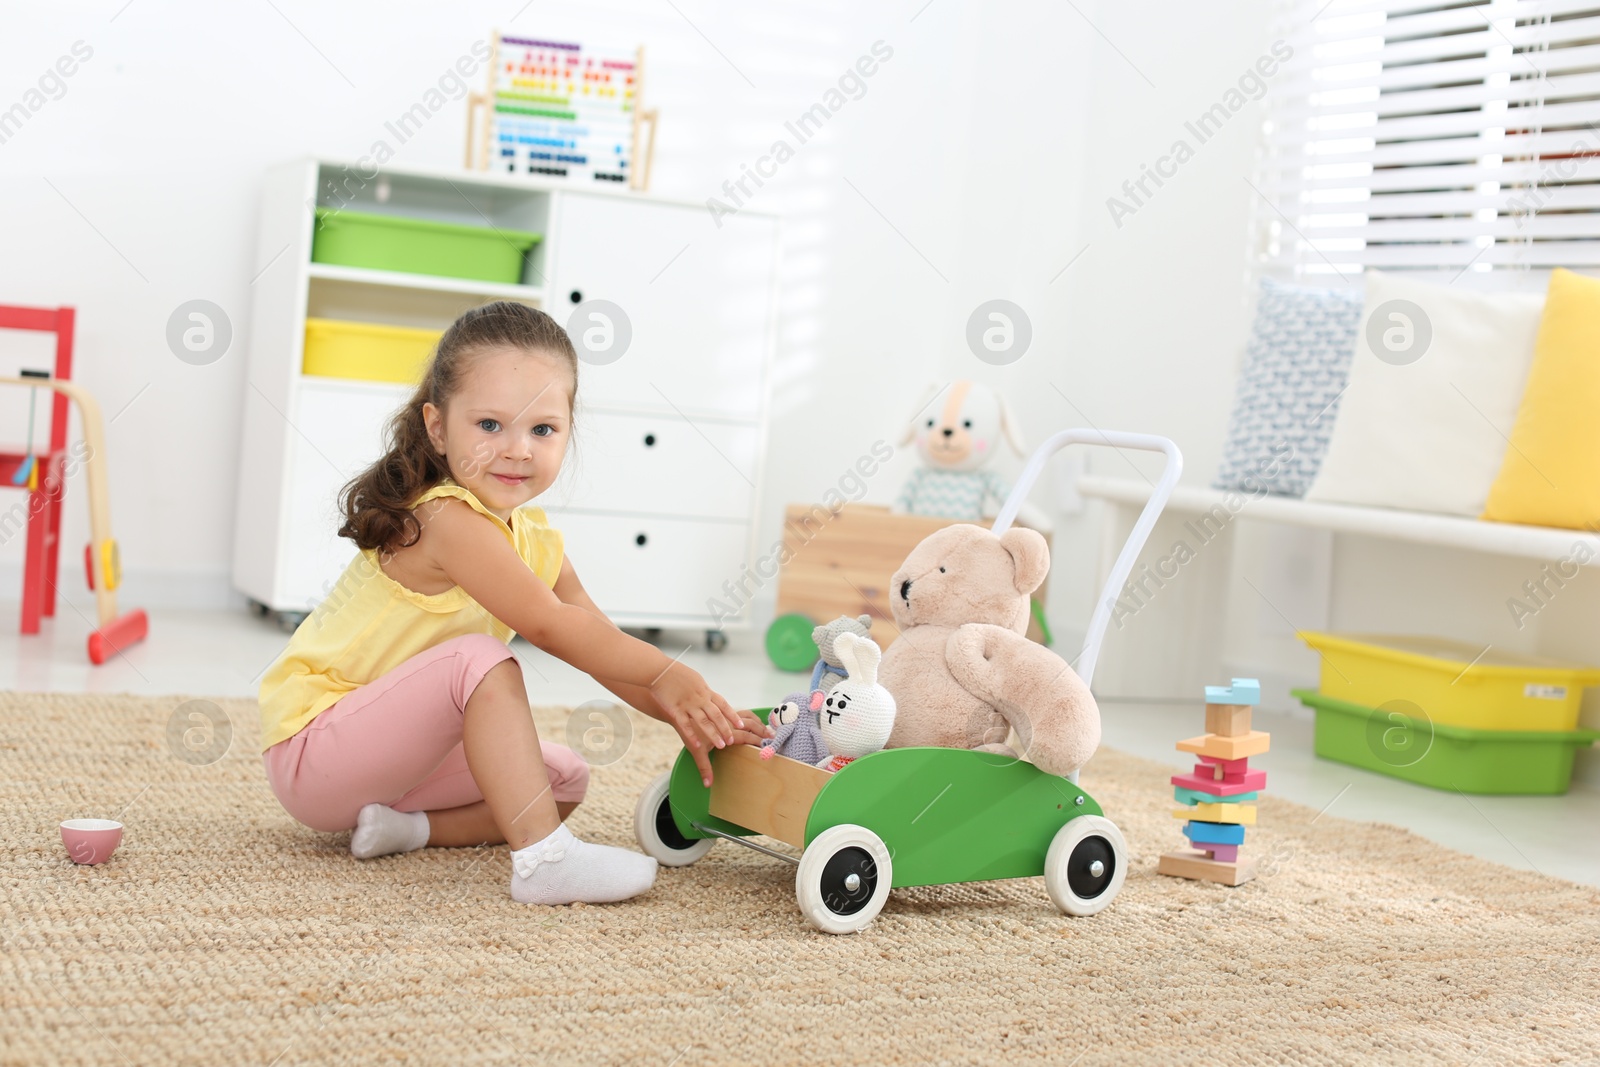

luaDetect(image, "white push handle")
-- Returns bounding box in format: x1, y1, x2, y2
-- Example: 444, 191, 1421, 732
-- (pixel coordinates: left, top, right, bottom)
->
991, 428, 1183, 690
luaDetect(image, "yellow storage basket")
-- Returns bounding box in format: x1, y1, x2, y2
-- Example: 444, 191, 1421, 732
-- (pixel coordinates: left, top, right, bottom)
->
302, 318, 443, 386
1298, 632, 1600, 732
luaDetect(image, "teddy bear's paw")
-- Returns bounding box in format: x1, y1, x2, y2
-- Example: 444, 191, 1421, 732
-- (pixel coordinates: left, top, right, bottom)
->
945, 624, 1011, 698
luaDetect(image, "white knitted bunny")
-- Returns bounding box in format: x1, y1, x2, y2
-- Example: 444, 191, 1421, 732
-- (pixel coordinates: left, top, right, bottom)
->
815, 632, 897, 773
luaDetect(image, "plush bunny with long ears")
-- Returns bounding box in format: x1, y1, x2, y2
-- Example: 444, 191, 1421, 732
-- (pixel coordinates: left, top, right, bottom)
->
815, 633, 897, 773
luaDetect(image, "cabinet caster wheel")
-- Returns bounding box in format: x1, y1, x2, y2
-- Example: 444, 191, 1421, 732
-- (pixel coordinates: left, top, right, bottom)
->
274, 610, 308, 634
705, 629, 727, 653
247, 599, 270, 619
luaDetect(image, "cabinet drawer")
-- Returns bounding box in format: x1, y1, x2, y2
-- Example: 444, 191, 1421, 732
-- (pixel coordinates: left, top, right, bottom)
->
541, 509, 751, 623
542, 410, 758, 521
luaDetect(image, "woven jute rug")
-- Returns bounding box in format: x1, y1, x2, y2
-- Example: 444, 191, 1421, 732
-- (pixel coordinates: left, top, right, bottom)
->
3, 691, 1598, 1066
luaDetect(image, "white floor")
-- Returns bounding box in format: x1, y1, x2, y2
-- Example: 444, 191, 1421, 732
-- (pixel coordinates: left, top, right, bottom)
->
7, 601, 1598, 888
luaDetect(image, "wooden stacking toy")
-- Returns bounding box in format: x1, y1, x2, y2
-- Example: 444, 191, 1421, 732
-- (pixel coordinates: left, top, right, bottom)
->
1158, 677, 1266, 887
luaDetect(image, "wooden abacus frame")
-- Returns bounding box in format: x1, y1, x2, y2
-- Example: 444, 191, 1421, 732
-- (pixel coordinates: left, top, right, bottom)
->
464, 33, 658, 190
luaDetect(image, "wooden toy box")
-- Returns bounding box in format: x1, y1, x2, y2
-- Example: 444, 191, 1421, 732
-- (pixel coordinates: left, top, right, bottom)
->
773, 503, 1051, 647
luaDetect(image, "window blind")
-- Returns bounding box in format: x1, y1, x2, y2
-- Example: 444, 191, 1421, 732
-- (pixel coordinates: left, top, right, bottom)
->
1259, 0, 1600, 282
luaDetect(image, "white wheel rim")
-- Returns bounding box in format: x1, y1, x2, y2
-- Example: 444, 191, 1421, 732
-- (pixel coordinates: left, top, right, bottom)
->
1045, 815, 1127, 917
633, 770, 714, 867
795, 824, 893, 934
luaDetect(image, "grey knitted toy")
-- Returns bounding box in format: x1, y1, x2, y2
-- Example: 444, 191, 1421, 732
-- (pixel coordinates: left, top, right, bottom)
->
809, 614, 873, 692
759, 690, 830, 766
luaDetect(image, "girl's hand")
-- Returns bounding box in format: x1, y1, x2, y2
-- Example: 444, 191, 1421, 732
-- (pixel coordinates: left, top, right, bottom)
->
669, 710, 771, 788
651, 663, 770, 785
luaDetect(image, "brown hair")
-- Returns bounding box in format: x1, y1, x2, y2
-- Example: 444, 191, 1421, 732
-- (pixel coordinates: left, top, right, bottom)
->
337, 301, 578, 554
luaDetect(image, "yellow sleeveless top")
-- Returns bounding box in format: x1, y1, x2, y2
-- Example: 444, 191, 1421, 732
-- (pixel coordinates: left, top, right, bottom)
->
257, 480, 564, 748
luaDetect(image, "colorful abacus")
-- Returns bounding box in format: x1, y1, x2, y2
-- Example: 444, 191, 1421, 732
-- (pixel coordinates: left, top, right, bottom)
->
492, 37, 638, 183
1157, 677, 1267, 887
466, 34, 654, 186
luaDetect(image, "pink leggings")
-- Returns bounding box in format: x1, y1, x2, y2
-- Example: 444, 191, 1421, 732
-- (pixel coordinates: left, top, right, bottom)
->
262, 633, 590, 833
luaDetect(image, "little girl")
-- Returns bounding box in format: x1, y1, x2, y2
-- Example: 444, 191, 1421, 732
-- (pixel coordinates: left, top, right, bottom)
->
257, 301, 770, 905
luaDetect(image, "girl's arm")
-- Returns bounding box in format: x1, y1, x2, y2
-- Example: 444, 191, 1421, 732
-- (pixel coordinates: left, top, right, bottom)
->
549, 556, 667, 716
424, 499, 746, 766
551, 556, 768, 742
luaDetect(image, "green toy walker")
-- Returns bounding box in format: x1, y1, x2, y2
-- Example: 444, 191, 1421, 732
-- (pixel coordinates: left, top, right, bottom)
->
634, 429, 1183, 933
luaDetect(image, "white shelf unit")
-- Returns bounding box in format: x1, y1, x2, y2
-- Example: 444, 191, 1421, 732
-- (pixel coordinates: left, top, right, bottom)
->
232, 157, 779, 642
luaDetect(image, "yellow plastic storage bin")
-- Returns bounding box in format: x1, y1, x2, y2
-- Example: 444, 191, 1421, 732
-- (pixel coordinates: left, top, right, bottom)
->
302, 318, 443, 386
1297, 632, 1600, 732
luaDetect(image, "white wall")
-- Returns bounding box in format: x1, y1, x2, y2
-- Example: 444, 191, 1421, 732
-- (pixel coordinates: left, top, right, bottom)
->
965, 1, 1281, 662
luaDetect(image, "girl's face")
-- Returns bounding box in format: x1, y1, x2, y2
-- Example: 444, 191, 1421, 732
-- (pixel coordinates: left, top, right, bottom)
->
422, 345, 573, 522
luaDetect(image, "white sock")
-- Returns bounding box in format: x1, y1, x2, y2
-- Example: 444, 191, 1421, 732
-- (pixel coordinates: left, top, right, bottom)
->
509, 823, 658, 905
350, 803, 431, 859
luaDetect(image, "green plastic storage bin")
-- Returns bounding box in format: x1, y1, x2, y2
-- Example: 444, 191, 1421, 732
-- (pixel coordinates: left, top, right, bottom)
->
312, 208, 541, 284
1292, 688, 1600, 796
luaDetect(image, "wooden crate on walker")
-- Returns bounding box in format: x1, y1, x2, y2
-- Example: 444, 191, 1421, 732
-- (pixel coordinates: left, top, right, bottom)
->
773, 503, 1051, 650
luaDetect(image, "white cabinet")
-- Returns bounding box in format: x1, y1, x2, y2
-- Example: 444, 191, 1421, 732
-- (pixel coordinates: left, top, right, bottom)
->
279, 380, 410, 605
232, 157, 778, 638
535, 193, 778, 631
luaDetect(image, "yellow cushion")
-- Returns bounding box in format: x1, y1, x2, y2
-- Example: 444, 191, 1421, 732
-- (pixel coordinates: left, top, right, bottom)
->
1482, 268, 1600, 530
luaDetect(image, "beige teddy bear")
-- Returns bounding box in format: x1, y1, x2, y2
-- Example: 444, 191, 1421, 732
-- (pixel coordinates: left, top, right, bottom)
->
877, 524, 1100, 778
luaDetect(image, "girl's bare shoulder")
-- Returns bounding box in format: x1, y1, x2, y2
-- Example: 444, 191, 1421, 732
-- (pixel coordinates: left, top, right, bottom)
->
376, 497, 464, 596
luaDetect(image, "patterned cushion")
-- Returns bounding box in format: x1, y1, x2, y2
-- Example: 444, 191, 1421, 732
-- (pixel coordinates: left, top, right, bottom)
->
1212, 278, 1363, 497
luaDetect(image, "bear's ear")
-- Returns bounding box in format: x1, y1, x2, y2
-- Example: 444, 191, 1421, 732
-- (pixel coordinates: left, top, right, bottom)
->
998, 527, 1049, 596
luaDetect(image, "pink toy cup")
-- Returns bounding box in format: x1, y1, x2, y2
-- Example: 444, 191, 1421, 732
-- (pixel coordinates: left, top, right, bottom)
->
60, 819, 123, 865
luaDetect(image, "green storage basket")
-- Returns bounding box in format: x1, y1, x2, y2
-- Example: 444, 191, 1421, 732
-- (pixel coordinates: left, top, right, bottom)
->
1292, 688, 1600, 796
312, 207, 541, 284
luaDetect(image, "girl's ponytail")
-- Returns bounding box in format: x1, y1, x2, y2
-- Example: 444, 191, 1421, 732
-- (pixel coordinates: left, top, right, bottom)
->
336, 378, 452, 555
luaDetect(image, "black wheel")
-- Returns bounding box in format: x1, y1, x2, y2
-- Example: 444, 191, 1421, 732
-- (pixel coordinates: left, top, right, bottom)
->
1045, 816, 1128, 916
796, 824, 893, 933
705, 629, 728, 653
818, 848, 877, 915
633, 771, 713, 866
1067, 836, 1116, 899
247, 599, 270, 619
654, 793, 696, 851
